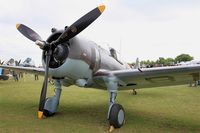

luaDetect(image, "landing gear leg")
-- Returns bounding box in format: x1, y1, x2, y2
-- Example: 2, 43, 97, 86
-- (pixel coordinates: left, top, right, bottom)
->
132, 89, 137, 95
43, 79, 62, 117
105, 77, 125, 131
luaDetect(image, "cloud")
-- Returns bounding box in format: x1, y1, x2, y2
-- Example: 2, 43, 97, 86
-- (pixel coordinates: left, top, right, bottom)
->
0, 0, 200, 65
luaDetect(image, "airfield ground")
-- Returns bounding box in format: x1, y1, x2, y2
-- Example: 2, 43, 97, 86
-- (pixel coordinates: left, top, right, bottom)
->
0, 74, 200, 133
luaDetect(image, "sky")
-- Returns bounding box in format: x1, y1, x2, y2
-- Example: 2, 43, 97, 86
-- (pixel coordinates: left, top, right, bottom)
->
0, 0, 200, 66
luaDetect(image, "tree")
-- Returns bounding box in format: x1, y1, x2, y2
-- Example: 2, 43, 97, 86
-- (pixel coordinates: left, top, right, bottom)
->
175, 54, 193, 63
155, 57, 174, 66
156, 57, 165, 65
140, 60, 155, 68
165, 58, 175, 66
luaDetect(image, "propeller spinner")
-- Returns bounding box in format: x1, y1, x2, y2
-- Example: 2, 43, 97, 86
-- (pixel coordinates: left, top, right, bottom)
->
16, 5, 106, 119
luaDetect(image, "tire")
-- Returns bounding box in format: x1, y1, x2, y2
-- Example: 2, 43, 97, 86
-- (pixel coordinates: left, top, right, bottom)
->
43, 109, 55, 117
109, 104, 125, 128
132, 89, 137, 95
43, 98, 55, 117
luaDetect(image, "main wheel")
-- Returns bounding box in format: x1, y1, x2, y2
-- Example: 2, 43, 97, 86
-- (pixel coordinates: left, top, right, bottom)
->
109, 104, 125, 128
132, 89, 137, 95
43, 109, 55, 117
43, 98, 56, 117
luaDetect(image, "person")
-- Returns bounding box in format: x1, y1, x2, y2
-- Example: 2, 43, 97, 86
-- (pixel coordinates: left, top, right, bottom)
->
197, 80, 200, 86
18, 72, 23, 79
12, 71, 18, 82
35, 74, 39, 80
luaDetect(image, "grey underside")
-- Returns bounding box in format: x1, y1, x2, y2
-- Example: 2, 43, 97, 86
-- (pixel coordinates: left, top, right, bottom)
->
1, 64, 200, 90
92, 65, 200, 90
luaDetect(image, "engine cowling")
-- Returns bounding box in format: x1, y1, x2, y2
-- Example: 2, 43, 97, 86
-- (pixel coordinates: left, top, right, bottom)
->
42, 30, 70, 68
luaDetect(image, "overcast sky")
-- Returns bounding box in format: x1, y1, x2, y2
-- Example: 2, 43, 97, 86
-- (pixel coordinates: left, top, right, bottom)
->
0, 0, 200, 66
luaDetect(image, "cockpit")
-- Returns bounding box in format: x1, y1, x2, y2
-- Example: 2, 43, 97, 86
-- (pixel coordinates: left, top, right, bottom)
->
109, 48, 123, 65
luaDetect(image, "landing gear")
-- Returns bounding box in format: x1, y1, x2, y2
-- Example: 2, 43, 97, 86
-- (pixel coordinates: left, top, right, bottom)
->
109, 103, 125, 128
43, 79, 62, 117
105, 77, 125, 131
132, 89, 137, 95
43, 106, 55, 116
107, 92, 125, 129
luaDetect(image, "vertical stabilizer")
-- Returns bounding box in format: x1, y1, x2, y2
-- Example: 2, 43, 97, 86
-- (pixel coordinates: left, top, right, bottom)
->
134, 58, 140, 69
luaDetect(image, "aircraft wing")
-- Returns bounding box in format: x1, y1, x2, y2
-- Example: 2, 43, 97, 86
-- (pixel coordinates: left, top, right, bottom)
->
93, 65, 200, 90
0, 65, 45, 75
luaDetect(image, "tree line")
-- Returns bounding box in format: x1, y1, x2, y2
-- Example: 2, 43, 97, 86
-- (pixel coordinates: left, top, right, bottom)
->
133, 54, 194, 67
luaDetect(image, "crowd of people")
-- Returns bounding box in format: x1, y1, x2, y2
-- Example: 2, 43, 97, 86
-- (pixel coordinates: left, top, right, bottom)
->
10, 71, 39, 82
0, 58, 40, 82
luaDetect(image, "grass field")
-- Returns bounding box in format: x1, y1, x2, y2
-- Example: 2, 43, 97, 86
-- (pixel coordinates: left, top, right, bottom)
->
0, 74, 200, 133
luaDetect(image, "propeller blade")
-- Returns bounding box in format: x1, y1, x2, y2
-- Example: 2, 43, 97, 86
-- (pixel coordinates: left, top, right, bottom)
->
0, 60, 4, 65
54, 5, 105, 45
16, 24, 42, 42
38, 50, 51, 119
18, 60, 21, 65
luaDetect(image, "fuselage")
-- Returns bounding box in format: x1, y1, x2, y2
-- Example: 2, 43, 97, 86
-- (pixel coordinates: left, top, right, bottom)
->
44, 36, 130, 88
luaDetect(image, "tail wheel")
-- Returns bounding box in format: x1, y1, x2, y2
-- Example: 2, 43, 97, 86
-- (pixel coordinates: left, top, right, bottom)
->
109, 104, 125, 128
132, 89, 137, 95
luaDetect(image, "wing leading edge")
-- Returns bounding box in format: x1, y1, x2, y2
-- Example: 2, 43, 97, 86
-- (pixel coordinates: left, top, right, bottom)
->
0, 65, 45, 75
93, 65, 200, 90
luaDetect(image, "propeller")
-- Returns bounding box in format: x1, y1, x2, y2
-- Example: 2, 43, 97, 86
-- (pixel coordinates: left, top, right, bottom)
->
53, 5, 105, 45
16, 24, 42, 42
16, 5, 105, 119
0, 60, 4, 65
15, 60, 21, 66
38, 50, 51, 119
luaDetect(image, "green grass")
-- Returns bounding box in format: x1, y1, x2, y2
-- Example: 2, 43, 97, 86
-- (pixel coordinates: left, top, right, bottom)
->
0, 74, 200, 133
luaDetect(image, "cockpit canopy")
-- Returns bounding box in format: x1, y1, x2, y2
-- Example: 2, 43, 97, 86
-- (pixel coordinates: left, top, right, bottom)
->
110, 48, 117, 60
